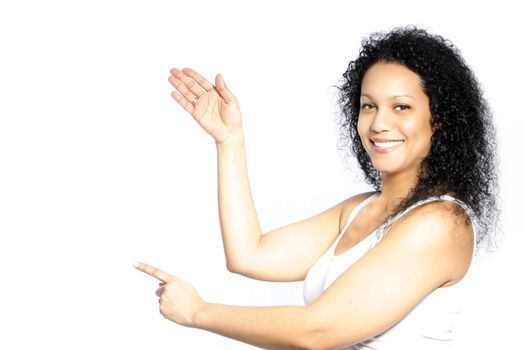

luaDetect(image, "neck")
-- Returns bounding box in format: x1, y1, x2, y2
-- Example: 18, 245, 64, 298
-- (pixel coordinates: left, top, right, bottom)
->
376, 171, 419, 213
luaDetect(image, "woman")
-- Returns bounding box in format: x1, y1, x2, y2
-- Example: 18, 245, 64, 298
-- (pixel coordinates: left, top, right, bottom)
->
135, 26, 498, 349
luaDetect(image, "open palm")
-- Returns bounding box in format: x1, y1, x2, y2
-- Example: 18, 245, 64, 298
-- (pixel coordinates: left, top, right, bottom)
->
169, 68, 242, 144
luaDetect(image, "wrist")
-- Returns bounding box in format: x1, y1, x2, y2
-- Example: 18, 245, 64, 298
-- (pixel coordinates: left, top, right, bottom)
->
191, 301, 213, 329
216, 129, 245, 149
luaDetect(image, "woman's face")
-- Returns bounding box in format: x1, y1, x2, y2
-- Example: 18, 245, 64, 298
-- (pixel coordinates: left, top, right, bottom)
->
358, 62, 433, 179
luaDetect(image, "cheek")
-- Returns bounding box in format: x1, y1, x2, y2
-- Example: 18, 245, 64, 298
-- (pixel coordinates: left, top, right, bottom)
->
403, 113, 432, 137
407, 118, 433, 153
419, 118, 433, 145
401, 116, 420, 130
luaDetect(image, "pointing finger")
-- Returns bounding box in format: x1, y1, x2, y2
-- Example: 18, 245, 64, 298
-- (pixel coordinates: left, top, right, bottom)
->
134, 262, 175, 283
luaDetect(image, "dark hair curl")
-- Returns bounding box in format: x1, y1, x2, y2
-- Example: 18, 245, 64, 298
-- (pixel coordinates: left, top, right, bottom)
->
337, 26, 499, 251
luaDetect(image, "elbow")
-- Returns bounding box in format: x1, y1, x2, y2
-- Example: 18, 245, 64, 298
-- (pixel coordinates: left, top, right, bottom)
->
297, 340, 341, 350
294, 333, 331, 350
297, 330, 357, 350
273, 329, 328, 350
224, 250, 262, 278
224, 251, 242, 273
293, 310, 340, 350
225, 258, 251, 276
225, 260, 240, 274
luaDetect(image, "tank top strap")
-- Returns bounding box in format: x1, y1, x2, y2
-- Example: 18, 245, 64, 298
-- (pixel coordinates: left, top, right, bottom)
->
339, 192, 379, 237
381, 194, 478, 254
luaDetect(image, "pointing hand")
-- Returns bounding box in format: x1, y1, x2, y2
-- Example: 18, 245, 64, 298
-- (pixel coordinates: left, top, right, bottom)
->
134, 262, 204, 327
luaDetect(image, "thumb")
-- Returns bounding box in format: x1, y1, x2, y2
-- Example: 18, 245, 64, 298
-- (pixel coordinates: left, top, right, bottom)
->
215, 74, 235, 102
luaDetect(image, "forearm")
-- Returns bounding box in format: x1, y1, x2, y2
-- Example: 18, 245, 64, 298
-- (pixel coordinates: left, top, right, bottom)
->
193, 303, 319, 350
216, 131, 262, 270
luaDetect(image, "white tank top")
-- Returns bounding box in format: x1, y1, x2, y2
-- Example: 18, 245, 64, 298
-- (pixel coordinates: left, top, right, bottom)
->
303, 193, 477, 349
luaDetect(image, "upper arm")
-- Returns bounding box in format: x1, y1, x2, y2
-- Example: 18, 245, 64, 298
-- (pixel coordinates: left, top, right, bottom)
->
236, 193, 374, 282
304, 202, 474, 349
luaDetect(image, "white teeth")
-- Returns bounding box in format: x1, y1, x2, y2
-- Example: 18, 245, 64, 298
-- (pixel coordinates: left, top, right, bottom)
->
373, 140, 404, 148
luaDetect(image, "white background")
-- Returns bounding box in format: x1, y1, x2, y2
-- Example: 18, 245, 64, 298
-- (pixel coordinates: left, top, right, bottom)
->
1, 1, 523, 349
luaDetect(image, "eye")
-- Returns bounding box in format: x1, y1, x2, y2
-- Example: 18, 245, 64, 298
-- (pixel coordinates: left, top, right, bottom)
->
395, 104, 410, 111
360, 103, 375, 110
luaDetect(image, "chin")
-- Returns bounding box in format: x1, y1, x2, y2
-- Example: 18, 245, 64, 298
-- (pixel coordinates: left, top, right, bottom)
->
370, 159, 401, 173
371, 159, 422, 181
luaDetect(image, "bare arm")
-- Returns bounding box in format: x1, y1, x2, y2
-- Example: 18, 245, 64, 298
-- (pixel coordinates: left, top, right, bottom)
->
169, 68, 347, 281
197, 203, 474, 349
135, 201, 474, 349
217, 133, 352, 280
215, 132, 262, 274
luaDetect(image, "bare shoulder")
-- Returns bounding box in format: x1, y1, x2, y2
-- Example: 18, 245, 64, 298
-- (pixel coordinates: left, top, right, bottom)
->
390, 200, 474, 246
384, 200, 475, 284
304, 200, 475, 347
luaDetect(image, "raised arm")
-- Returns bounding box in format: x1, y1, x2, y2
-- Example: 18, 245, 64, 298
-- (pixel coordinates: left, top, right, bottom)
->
169, 68, 346, 281
135, 201, 475, 349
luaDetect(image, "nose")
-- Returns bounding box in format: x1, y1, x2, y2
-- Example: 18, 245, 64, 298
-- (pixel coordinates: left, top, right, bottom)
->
370, 107, 393, 133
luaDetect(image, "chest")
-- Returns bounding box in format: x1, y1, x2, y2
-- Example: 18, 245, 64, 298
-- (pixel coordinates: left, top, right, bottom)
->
334, 210, 387, 256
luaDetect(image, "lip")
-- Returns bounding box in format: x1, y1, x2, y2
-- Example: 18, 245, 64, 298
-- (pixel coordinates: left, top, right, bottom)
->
370, 138, 404, 153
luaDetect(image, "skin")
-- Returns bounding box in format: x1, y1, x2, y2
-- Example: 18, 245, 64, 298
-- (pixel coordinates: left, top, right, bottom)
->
335, 62, 435, 254
359, 62, 433, 190
134, 64, 474, 349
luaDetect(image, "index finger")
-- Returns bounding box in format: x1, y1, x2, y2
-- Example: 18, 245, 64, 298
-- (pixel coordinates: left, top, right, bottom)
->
134, 262, 175, 283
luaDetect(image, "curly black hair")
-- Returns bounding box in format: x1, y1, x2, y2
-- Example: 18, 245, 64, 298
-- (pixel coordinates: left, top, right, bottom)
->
337, 26, 499, 251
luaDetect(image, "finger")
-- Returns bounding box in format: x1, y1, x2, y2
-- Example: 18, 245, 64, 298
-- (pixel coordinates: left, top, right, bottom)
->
168, 75, 200, 105
181, 68, 214, 92
170, 89, 196, 114
134, 262, 175, 283
215, 74, 234, 102
170, 68, 206, 98
156, 286, 164, 297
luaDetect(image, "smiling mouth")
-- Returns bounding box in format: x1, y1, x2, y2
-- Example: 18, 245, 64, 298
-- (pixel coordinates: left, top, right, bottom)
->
371, 139, 404, 151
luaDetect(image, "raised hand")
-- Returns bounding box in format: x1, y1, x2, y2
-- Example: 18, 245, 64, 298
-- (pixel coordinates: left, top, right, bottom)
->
134, 262, 204, 327
169, 68, 243, 144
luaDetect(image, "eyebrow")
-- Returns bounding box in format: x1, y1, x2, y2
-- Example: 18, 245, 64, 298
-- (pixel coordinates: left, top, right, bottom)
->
360, 93, 415, 100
